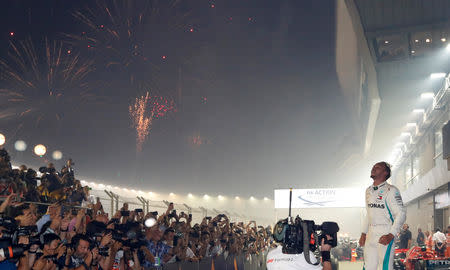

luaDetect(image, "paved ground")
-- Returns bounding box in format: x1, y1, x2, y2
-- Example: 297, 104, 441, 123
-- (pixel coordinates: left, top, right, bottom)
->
338, 261, 363, 270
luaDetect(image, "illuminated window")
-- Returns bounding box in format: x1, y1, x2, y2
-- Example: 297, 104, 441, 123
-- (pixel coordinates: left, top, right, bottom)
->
434, 128, 443, 166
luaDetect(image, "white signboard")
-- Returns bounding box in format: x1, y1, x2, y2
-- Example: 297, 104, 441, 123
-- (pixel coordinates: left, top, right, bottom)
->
274, 188, 365, 209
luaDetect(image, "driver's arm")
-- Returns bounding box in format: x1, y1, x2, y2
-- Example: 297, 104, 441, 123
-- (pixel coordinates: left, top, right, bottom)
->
386, 186, 406, 237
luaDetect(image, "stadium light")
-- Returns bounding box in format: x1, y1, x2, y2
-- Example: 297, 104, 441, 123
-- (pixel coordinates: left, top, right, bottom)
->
430, 73, 446, 79
235, 196, 240, 200
0, 133, 5, 146
203, 194, 209, 199
250, 196, 255, 201
169, 192, 175, 196
52, 150, 63, 160
14, 140, 27, 151
446, 43, 450, 51
420, 92, 435, 99
218, 195, 224, 200
33, 144, 47, 156
188, 193, 193, 198
264, 197, 269, 201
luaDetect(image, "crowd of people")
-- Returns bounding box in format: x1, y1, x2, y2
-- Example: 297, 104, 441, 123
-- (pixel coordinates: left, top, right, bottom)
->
398, 223, 450, 257
0, 148, 273, 269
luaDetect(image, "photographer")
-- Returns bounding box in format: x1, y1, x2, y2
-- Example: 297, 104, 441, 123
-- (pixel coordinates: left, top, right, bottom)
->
31, 233, 64, 270
267, 235, 334, 270
140, 224, 172, 269
57, 234, 94, 269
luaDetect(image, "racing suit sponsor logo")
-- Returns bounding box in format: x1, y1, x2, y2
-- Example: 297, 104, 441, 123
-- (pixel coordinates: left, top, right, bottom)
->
368, 203, 385, 209
267, 258, 294, 263
394, 192, 403, 206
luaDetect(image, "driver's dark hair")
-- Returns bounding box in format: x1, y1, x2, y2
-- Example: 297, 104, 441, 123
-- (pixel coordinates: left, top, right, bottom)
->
380, 161, 391, 180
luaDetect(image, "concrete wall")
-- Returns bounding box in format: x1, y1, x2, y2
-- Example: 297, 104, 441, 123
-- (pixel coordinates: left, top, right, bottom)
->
404, 194, 435, 242
335, 0, 380, 157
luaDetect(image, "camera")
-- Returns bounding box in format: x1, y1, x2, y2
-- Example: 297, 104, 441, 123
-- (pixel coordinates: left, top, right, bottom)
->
98, 247, 109, 257
134, 208, 143, 213
38, 167, 56, 174
43, 254, 58, 262
173, 232, 184, 246
273, 216, 339, 254
0, 216, 17, 230
121, 210, 130, 217
150, 211, 158, 216
0, 246, 26, 259
271, 188, 340, 266
167, 210, 177, 218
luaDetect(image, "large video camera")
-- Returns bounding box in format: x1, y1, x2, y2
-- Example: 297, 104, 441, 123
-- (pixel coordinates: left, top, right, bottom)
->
0, 215, 40, 259
272, 188, 340, 265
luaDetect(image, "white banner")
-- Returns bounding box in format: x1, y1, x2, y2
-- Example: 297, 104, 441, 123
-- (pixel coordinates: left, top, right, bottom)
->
274, 188, 365, 209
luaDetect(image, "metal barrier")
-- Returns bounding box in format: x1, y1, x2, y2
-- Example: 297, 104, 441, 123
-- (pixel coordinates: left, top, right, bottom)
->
161, 253, 267, 270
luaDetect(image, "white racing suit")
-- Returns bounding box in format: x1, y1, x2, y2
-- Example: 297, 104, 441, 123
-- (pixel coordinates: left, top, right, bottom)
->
362, 182, 406, 270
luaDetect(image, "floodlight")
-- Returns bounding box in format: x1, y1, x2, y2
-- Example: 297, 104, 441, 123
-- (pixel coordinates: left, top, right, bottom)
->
420, 92, 434, 99
14, 140, 27, 151
34, 144, 46, 156
430, 73, 446, 79
52, 150, 63, 160
0, 134, 5, 146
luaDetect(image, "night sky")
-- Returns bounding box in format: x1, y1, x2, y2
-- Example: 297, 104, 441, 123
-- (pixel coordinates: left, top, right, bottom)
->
0, 0, 356, 197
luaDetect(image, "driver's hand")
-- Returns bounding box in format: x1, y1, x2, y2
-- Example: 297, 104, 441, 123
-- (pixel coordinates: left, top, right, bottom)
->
359, 233, 366, 247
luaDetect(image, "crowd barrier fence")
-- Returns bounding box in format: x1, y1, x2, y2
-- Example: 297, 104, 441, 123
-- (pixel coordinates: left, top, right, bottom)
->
161, 253, 267, 270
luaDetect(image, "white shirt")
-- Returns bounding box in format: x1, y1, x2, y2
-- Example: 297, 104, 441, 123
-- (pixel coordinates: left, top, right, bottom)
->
266, 246, 322, 270
432, 231, 446, 244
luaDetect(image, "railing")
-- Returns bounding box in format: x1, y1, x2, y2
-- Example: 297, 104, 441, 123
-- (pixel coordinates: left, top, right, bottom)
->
162, 253, 267, 270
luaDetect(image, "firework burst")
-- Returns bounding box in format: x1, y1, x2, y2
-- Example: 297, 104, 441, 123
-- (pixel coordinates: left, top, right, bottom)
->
66, 0, 192, 92
0, 37, 95, 126
129, 92, 177, 151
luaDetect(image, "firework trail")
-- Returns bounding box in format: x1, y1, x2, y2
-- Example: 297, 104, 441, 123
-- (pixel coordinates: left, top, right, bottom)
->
0, 37, 95, 125
129, 92, 177, 151
129, 92, 152, 152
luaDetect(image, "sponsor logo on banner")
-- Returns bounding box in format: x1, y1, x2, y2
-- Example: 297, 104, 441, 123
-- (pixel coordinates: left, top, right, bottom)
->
274, 188, 365, 208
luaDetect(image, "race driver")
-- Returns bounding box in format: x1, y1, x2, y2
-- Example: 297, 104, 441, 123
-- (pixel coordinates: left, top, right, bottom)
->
359, 161, 406, 270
